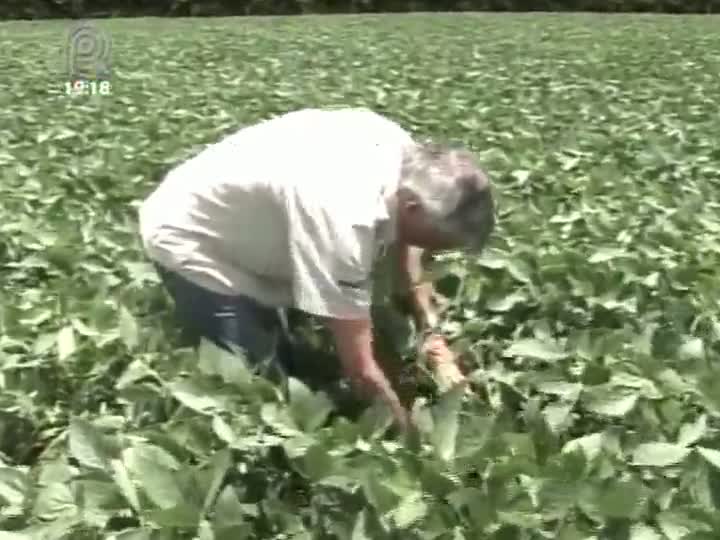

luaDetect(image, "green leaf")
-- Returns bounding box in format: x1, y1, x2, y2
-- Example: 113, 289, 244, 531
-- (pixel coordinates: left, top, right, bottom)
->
536, 381, 583, 401
110, 459, 140, 513
363, 472, 400, 514
108, 530, 151, 540
74, 478, 122, 528
0, 533, 33, 540
678, 337, 705, 360
57, 325, 77, 361
562, 432, 604, 462
632, 442, 691, 467
287, 377, 333, 432
198, 340, 254, 389
202, 448, 232, 513
678, 414, 707, 447
118, 305, 140, 350
116, 359, 162, 389
657, 510, 713, 540
504, 338, 567, 361
168, 379, 227, 414
0, 468, 28, 508
697, 447, 720, 470
544, 402, 573, 434
198, 520, 214, 540
430, 383, 465, 462
486, 292, 527, 312
392, 494, 428, 528
583, 386, 638, 417
124, 444, 183, 510
588, 247, 630, 264
68, 417, 113, 470
199, 394, 227, 429
299, 443, 335, 480
352, 509, 372, 540
147, 502, 202, 528
629, 523, 663, 540
587, 478, 649, 519
213, 486, 247, 528
33, 483, 76, 521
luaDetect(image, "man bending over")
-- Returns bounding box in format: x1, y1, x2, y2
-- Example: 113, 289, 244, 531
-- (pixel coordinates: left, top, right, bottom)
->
138, 107, 495, 430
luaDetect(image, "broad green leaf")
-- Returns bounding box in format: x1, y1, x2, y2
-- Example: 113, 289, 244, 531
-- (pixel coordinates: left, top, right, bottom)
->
108, 530, 151, 540
198, 339, 254, 389
393, 494, 428, 528
696, 447, 720, 470
147, 502, 202, 528
198, 520, 214, 540
74, 479, 122, 528
33, 483, 76, 521
536, 381, 583, 401
504, 339, 567, 361
125, 444, 183, 510
214, 525, 252, 540
211, 415, 236, 445
0, 468, 28, 508
116, 359, 162, 389
632, 442, 691, 467
588, 248, 630, 264
486, 292, 527, 312
168, 379, 227, 414
363, 473, 400, 514
562, 432, 604, 462
587, 478, 649, 519
202, 448, 232, 513
678, 414, 707, 447
678, 337, 704, 360
629, 524, 662, 540
68, 417, 113, 470
583, 386, 638, 417
213, 486, 248, 528
544, 402, 573, 434
38, 462, 75, 485
352, 509, 372, 540
300, 443, 335, 480
287, 377, 333, 432
431, 383, 465, 462
57, 325, 77, 361
657, 510, 713, 540
118, 305, 140, 350
110, 459, 140, 513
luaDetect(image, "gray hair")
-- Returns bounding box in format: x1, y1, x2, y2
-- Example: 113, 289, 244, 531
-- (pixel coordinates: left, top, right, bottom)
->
398, 142, 495, 251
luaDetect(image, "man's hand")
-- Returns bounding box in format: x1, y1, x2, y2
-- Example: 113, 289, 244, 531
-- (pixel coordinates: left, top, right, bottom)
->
421, 334, 466, 390
397, 245, 463, 378
326, 317, 409, 431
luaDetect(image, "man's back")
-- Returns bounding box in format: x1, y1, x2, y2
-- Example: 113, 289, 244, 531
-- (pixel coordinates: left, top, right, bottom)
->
139, 108, 414, 316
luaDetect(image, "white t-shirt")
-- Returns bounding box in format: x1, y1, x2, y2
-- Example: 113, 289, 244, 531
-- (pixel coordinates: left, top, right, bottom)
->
138, 108, 414, 320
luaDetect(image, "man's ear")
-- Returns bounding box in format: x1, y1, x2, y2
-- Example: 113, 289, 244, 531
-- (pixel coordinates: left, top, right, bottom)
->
397, 187, 422, 212
403, 199, 422, 213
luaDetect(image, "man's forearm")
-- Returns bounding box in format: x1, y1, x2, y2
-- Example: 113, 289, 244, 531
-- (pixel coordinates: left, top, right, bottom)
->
396, 245, 439, 332
325, 317, 406, 423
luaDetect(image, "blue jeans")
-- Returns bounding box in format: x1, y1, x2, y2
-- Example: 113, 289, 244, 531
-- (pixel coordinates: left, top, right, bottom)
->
154, 263, 356, 401
154, 263, 295, 376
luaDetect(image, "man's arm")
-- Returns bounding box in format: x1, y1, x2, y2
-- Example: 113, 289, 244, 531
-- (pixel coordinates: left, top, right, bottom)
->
395, 244, 466, 387
396, 244, 439, 332
325, 317, 408, 429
